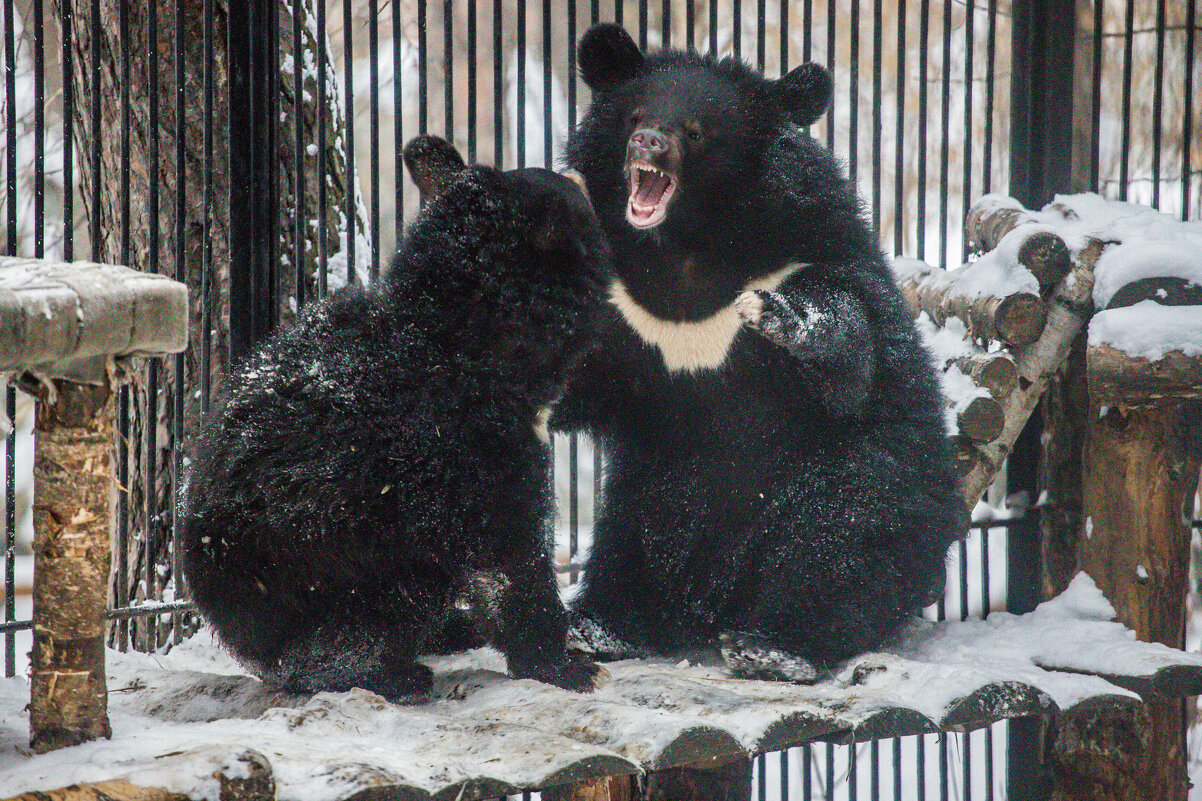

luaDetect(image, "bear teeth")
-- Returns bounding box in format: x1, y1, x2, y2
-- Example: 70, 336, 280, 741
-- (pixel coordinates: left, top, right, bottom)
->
627, 163, 676, 228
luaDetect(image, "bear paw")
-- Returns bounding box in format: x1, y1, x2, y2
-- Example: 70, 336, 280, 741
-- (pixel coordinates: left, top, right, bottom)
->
567, 612, 650, 660
510, 657, 610, 693
736, 289, 804, 347
718, 631, 820, 684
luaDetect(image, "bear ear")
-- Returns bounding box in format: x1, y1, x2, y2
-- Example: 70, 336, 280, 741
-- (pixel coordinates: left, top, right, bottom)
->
772, 62, 833, 127
578, 24, 644, 92
403, 135, 467, 200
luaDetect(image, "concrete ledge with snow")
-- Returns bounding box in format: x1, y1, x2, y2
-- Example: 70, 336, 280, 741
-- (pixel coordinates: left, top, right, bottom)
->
2, 573, 1201, 801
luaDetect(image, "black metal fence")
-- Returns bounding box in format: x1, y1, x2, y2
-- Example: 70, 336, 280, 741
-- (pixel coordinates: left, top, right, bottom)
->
1, 0, 1198, 798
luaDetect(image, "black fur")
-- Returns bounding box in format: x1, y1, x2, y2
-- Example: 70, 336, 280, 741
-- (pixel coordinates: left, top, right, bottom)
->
559, 26, 966, 677
181, 136, 609, 698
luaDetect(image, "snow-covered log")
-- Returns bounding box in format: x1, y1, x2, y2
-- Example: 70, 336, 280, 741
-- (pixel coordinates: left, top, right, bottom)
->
950, 394, 1005, 444
897, 259, 1047, 348
1087, 344, 1202, 407
966, 197, 1073, 293
953, 353, 1019, 400
956, 239, 1105, 506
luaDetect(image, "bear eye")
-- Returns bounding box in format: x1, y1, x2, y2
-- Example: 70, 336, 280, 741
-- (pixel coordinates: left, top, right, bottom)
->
628, 112, 641, 125
686, 128, 702, 142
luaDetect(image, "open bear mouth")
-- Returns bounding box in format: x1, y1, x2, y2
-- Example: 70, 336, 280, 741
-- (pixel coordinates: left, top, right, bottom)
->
626, 162, 676, 229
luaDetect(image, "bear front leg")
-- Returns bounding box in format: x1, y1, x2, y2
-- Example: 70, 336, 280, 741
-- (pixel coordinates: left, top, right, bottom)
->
735, 284, 875, 417
488, 537, 608, 692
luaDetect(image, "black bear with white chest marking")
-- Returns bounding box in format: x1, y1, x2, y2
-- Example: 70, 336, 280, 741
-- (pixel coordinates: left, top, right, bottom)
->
181, 136, 608, 698
557, 25, 966, 679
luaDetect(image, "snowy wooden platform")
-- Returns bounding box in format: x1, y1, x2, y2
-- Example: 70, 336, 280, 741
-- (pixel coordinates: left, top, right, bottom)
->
3, 574, 1202, 801
0, 257, 188, 380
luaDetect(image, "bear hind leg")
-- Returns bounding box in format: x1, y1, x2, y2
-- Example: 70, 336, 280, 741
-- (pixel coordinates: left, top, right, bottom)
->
261, 619, 433, 701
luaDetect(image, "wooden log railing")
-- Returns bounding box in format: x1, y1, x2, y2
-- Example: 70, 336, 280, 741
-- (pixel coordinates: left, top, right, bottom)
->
919, 193, 1202, 801
0, 257, 188, 754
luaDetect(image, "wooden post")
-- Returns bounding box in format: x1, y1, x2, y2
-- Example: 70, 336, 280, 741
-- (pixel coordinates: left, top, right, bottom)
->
1045, 404, 1199, 800
29, 379, 114, 753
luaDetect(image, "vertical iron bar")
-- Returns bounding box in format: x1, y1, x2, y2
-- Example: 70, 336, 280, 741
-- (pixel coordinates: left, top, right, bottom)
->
893, 738, 902, 801
918, 734, 927, 801
494, 0, 503, 166
33, 0, 43, 257
871, 0, 881, 235
317, 0, 329, 295
757, 753, 767, 801
343, 0, 356, 282
0, 0, 16, 200
780, 0, 787, 71
444, 0, 453, 142
938, 733, 948, 801
3, 0, 12, 675
393, 0, 404, 230
369, 0, 380, 281
1088, 0, 1101, 190
1118, 0, 1133, 199
638, 0, 646, 49
4, 388, 15, 677
757, 0, 765, 71
518, 0, 526, 167
937, 0, 950, 268
781, 749, 790, 801
62, 0, 73, 263
849, 742, 858, 799
685, 0, 693, 49
202, 0, 214, 411
1185, 0, 1196, 220
419, 0, 428, 134
469, 0, 478, 161
267, 1, 280, 330
982, 0, 996, 195
962, 0, 973, 263
89, 0, 100, 259
825, 743, 834, 801
544, 0, 552, 168
662, 0, 669, 50
917, 0, 928, 258
1150, 0, 1165, 207
893, 0, 905, 255
295, 0, 307, 304
802, 743, 812, 801
848, 0, 859, 186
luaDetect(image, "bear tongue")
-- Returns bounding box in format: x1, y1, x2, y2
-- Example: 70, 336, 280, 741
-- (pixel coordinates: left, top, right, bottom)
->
634, 170, 670, 206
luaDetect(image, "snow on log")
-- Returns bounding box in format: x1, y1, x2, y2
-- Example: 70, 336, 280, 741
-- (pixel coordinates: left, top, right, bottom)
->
1087, 343, 1202, 407
953, 353, 1019, 400
965, 196, 1073, 292
0, 257, 189, 381
3, 575, 1200, 800
895, 257, 1046, 348
951, 394, 1006, 444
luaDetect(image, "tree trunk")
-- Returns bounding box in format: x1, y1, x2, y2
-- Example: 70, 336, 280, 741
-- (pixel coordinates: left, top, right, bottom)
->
1047, 405, 1199, 800
54, 0, 365, 650
29, 379, 113, 753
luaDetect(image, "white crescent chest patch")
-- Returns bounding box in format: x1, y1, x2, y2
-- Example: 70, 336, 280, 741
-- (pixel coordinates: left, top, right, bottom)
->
609, 263, 803, 373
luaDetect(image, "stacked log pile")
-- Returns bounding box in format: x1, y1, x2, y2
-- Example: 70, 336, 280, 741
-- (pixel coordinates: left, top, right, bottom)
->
894, 198, 1100, 507
896, 193, 1202, 801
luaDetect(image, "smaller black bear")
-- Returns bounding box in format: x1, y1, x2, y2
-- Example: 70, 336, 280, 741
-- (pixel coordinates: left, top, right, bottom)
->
181, 135, 609, 698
